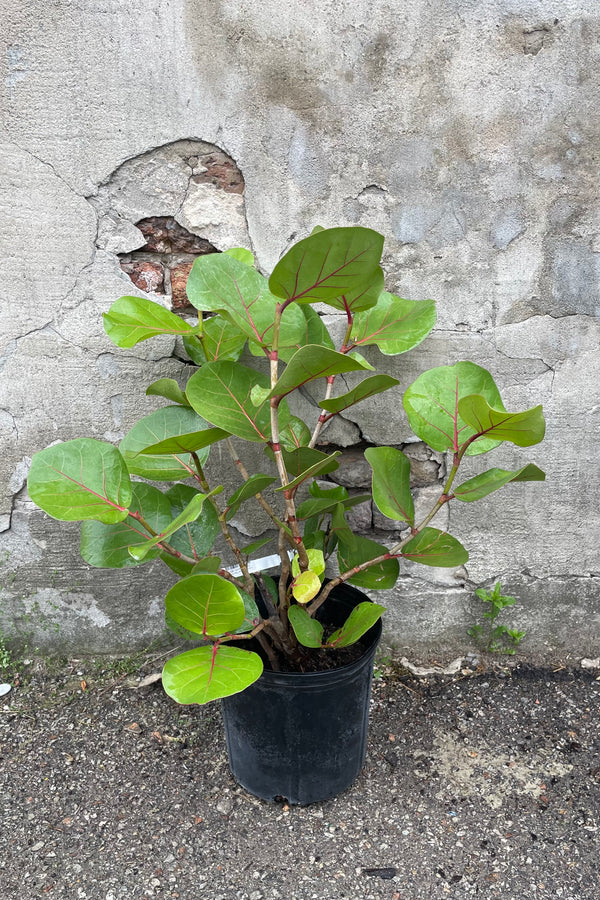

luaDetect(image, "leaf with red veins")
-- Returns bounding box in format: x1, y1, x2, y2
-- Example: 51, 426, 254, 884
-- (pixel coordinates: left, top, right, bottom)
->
186, 361, 291, 443
351, 293, 436, 356
266, 345, 371, 400
269, 227, 384, 305
185, 252, 306, 351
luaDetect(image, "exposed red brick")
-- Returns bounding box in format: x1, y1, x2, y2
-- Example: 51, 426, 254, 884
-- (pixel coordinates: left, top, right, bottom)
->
136, 217, 217, 255
170, 261, 195, 309
120, 260, 165, 294
195, 151, 245, 194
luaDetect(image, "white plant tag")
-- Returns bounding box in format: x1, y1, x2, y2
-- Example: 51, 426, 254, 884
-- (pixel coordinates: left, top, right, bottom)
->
226, 551, 294, 579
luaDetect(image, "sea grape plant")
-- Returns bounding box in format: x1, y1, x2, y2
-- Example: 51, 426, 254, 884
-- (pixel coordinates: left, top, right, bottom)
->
27, 226, 546, 704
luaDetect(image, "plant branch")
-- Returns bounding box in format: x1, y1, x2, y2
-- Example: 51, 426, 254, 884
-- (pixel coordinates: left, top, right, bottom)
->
307, 549, 400, 615
127, 511, 197, 564
308, 309, 353, 449
270, 303, 309, 572
308, 449, 464, 616
215, 568, 249, 592
225, 437, 295, 547
309, 375, 335, 449
277, 528, 292, 628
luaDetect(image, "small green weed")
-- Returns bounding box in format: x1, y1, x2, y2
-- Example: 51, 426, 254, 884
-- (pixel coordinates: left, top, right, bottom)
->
0, 631, 11, 672
468, 582, 526, 655
373, 649, 393, 680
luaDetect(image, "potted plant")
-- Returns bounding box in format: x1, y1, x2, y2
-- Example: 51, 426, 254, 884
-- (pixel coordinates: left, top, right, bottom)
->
27, 226, 546, 804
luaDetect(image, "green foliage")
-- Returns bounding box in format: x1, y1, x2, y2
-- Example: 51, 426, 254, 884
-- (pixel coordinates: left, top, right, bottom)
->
119, 406, 211, 480
401, 528, 469, 568
80, 482, 172, 568
327, 602, 386, 648
268, 226, 384, 306
319, 375, 399, 415
28, 438, 132, 523
165, 573, 247, 637
468, 582, 527, 655
337, 535, 400, 590
365, 446, 414, 525
0, 630, 12, 673
103, 296, 200, 347
288, 604, 324, 647
226, 475, 277, 520
27, 225, 546, 706
351, 293, 436, 355
186, 252, 306, 351
403, 361, 505, 455
186, 361, 290, 442
162, 645, 264, 705
267, 345, 371, 400
183, 316, 247, 364
454, 464, 546, 502
146, 378, 190, 407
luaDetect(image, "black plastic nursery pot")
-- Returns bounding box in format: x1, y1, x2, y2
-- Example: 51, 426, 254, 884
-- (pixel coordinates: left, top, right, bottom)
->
220, 581, 382, 805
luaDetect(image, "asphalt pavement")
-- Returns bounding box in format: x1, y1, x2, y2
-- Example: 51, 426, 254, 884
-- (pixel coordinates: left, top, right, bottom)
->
1, 658, 598, 899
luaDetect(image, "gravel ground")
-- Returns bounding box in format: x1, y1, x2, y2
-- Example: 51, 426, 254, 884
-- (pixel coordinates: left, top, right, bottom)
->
1, 657, 599, 900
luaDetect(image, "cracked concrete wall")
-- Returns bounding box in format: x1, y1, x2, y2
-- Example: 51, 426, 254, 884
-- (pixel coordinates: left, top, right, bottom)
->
0, 0, 598, 660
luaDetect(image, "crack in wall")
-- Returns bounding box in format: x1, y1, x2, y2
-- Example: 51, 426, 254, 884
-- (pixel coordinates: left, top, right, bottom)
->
0, 461, 30, 534
9, 140, 84, 200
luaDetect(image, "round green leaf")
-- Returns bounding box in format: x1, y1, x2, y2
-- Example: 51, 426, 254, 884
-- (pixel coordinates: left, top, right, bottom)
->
165, 485, 221, 559
291, 548, 325, 578
80, 482, 172, 568
103, 296, 199, 348
337, 536, 399, 590
224, 247, 255, 266
165, 574, 245, 637
146, 378, 189, 406
454, 464, 546, 503
183, 316, 247, 364
401, 528, 468, 567
267, 345, 371, 400
279, 416, 311, 451
403, 362, 505, 456
119, 406, 211, 480
28, 438, 132, 524
186, 361, 291, 443
292, 570, 322, 604
351, 293, 436, 356
186, 252, 306, 351
457, 396, 546, 448
276, 304, 335, 364
288, 605, 324, 647
128, 491, 216, 562
162, 645, 263, 705
269, 227, 384, 305
311, 265, 383, 314
327, 601, 385, 648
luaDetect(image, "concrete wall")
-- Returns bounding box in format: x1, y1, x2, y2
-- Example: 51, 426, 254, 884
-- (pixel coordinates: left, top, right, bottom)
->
1, 0, 598, 662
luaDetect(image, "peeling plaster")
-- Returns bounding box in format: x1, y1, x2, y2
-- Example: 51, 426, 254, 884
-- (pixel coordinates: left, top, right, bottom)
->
21, 588, 111, 629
